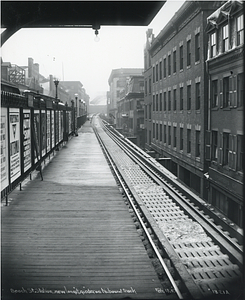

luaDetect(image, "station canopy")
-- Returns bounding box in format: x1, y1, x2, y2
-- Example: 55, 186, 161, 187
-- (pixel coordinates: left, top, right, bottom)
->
1, 1, 165, 45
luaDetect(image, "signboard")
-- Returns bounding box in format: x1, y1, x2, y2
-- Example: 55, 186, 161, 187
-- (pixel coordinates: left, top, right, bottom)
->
55, 111, 59, 145
9, 108, 21, 182
59, 111, 63, 142
1, 107, 9, 189
23, 109, 31, 172
47, 111, 51, 152
51, 111, 55, 148
34, 110, 40, 162
69, 111, 72, 133
41, 110, 47, 157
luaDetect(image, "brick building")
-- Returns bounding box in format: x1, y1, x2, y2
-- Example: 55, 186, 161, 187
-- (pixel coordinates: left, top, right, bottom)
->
205, 0, 243, 227
107, 68, 144, 126
117, 75, 145, 147
144, 1, 223, 199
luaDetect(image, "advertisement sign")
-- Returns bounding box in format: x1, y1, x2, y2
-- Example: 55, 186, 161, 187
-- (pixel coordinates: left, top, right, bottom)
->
47, 111, 51, 152
23, 109, 31, 172
59, 111, 63, 142
55, 111, 59, 145
41, 110, 47, 157
34, 110, 40, 162
51, 111, 55, 148
9, 108, 21, 182
1, 107, 9, 189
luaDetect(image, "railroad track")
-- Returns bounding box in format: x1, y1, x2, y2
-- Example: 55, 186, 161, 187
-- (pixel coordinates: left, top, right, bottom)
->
92, 116, 243, 300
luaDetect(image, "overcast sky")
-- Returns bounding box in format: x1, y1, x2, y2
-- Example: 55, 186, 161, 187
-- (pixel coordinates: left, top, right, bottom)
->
1, 0, 185, 101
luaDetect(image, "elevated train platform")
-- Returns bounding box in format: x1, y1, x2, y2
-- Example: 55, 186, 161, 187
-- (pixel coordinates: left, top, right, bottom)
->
1, 121, 169, 300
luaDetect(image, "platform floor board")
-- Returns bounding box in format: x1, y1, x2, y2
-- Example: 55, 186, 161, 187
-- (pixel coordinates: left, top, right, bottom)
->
1, 122, 173, 300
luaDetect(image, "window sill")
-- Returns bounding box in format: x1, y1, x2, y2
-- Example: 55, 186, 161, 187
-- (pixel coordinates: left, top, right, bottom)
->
187, 65, 191, 69
195, 157, 201, 161
195, 60, 200, 65
211, 107, 219, 111
196, 110, 200, 113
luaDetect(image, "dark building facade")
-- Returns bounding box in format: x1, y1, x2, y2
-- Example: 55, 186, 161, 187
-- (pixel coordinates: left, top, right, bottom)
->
205, 0, 243, 227
117, 75, 145, 148
144, 1, 223, 199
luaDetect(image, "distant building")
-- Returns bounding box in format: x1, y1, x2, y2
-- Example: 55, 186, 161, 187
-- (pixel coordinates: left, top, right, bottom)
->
1, 57, 43, 93
107, 68, 144, 126
205, 0, 243, 227
144, 1, 222, 199
117, 75, 145, 148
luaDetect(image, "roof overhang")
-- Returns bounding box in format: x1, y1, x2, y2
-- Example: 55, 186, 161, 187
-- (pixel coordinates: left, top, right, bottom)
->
1, 1, 165, 46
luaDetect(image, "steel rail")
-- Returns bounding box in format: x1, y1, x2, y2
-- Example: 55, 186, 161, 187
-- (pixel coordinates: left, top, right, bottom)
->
92, 123, 185, 300
102, 122, 243, 268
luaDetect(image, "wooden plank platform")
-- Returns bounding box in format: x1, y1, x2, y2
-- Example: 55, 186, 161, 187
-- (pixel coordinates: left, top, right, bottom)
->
1, 122, 172, 300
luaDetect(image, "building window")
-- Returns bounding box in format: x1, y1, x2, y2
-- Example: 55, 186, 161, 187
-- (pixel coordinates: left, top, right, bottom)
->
180, 45, 183, 70
180, 128, 183, 150
153, 123, 155, 139
211, 80, 218, 108
196, 82, 200, 110
187, 85, 191, 110
187, 129, 191, 153
223, 133, 229, 165
159, 61, 162, 80
173, 50, 177, 73
164, 92, 167, 111
223, 77, 230, 108
160, 124, 163, 142
168, 54, 171, 76
160, 93, 163, 111
156, 64, 159, 82
164, 125, 166, 143
187, 40, 191, 66
153, 66, 155, 83
156, 94, 159, 111
156, 124, 159, 140
163, 58, 166, 78
173, 89, 177, 111
149, 78, 151, 94
173, 127, 177, 148
237, 15, 244, 46
222, 24, 229, 52
168, 90, 171, 111
153, 95, 155, 111
210, 32, 217, 58
237, 73, 244, 107
195, 33, 200, 62
145, 104, 147, 119
168, 126, 171, 145
180, 87, 183, 110
195, 130, 201, 157
237, 135, 243, 171
144, 80, 147, 95
149, 104, 151, 119
212, 131, 218, 161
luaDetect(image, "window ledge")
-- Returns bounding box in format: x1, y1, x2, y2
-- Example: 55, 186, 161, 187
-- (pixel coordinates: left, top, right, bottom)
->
195, 61, 200, 65
211, 107, 219, 111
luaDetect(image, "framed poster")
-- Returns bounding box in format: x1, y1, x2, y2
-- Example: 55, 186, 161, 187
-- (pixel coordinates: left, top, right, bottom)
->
41, 110, 47, 157
51, 110, 55, 148
9, 108, 20, 182
47, 110, 51, 152
23, 109, 31, 172
1, 107, 9, 189
33, 110, 40, 163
